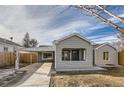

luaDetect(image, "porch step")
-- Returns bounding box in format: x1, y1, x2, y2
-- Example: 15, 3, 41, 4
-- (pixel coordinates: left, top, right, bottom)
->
56, 66, 106, 72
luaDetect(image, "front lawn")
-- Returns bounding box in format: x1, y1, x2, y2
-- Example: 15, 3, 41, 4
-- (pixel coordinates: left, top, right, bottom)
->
50, 66, 124, 87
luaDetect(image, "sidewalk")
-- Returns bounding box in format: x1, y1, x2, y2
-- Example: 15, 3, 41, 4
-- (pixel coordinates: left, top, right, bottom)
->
18, 63, 52, 87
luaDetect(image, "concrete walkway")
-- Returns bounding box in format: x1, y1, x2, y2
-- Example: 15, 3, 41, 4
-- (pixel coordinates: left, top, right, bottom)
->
18, 63, 52, 87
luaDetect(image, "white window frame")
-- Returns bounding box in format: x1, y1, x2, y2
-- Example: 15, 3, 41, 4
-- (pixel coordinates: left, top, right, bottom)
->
4, 46, 8, 52
81, 49, 86, 61
103, 51, 109, 61
62, 50, 70, 61
13, 47, 16, 52
42, 52, 53, 60
62, 48, 86, 61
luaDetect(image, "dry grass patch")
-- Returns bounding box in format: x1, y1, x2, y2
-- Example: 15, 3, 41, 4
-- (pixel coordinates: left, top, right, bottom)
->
50, 66, 124, 87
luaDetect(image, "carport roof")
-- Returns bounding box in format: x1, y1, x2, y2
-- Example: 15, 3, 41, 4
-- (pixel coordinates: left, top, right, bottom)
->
20, 46, 55, 52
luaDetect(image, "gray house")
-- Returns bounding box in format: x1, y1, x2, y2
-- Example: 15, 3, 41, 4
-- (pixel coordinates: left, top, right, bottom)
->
53, 34, 93, 71
20, 33, 118, 71
94, 43, 118, 67
0, 37, 22, 52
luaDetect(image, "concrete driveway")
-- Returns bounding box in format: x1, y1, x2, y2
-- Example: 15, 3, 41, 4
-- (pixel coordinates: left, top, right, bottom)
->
18, 63, 52, 87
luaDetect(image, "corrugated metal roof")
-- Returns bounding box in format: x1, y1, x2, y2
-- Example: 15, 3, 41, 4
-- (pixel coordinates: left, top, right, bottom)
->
39, 45, 53, 47
20, 46, 55, 52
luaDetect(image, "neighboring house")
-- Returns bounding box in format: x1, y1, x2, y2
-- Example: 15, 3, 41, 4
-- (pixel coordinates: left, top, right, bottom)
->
21, 46, 55, 62
94, 44, 118, 66
0, 37, 22, 52
20, 33, 118, 71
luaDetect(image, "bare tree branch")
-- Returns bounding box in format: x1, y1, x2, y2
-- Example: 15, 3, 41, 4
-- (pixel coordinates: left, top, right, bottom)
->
76, 5, 124, 34
96, 5, 124, 24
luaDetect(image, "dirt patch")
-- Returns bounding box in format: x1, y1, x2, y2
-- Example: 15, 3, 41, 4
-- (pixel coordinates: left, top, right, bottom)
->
0, 71, 26, 87
50, 66, 124, 87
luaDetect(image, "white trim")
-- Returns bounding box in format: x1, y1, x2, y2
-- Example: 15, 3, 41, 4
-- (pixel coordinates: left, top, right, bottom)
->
95, 43, 116, 50
62, 48, 86, 61
53, 33, 92, 44
83, 49, 86, 61
54, 45, 57, 69
70, 48, 71, 62
103, 51, 110, 61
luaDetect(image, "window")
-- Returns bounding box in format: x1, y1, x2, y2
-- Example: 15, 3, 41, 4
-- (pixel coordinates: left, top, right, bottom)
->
13, 47, 16, 52
62, 50, 70, 61
4, 47, 8, 52
72, 49, 79, 61
62, 48, 86, 61
42, 52, 53, 60
103, 52, 109, 61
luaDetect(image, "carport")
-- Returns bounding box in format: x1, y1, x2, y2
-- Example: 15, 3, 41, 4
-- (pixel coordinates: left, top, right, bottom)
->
15, 46, 55, 70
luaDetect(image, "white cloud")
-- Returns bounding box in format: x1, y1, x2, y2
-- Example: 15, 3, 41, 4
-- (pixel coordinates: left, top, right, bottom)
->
108, 13, 124, 23
86, 13, 124, 33
0, 5, 121, 46
88, 23, 107, 31
0, 6, 92, 45
89, 35, 120, 44
0, 6, 59, 45
36, 20, 92, 45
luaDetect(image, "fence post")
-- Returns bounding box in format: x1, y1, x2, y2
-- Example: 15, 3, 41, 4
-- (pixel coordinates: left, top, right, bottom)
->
15, 50, 20, 70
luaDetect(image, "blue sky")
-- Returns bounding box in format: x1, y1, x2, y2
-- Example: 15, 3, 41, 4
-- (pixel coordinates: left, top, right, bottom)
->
0, 5, 124, 45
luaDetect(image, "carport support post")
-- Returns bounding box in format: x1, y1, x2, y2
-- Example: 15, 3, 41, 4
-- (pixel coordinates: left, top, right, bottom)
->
15, 50, 20, 70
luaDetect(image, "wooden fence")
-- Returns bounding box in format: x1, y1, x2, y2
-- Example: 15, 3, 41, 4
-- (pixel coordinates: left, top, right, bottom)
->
20, 52, 38, 63
0, 52, 38, 67
119, 51, 124, 65
0, 52, 16, 67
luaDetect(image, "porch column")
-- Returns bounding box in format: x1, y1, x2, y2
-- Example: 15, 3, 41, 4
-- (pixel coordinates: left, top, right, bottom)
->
79, 49, 82, 61
15, 50, 20, 70
70, 49, 72, 61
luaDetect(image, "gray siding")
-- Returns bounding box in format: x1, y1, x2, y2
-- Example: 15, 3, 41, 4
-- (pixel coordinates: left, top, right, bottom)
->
94, 45, 118, 65
55, 36, 93, 71
0, 42, 20, 52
